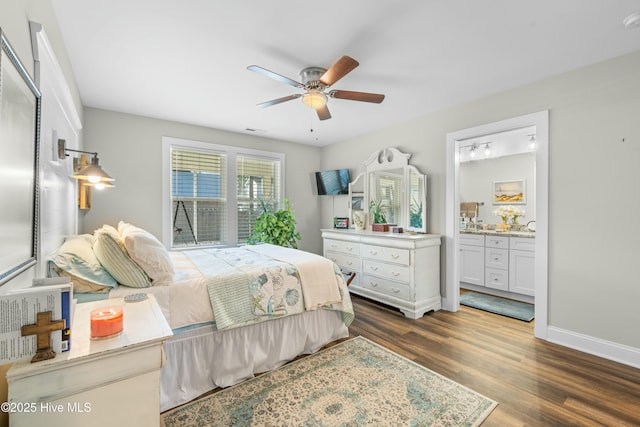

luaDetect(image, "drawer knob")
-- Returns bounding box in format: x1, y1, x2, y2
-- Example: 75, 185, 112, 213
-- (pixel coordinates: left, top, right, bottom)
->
370, 250, 378, 255
392, 272, 400, 277
346, 247, 353, 251
370, 266, 378, 271
346, 261, 353, 265
330, 244, 337, 248
493, 257, 499, 261
370, 282, 378, 287
391, 254, 399, 259
392, 288, 400, 293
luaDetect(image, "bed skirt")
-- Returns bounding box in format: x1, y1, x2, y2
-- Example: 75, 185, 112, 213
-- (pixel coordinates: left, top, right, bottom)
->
160, 309, 349, 411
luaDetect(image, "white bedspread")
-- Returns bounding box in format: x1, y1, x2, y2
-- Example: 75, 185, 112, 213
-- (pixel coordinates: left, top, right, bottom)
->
109, 245, 353, 331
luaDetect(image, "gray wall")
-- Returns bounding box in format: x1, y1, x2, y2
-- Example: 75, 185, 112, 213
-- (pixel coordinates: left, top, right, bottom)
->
81, 108, 325, 254
321, 50, 640, 349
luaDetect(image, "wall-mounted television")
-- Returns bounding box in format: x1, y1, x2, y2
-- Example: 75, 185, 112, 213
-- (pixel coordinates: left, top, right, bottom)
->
315, 169, 350, 196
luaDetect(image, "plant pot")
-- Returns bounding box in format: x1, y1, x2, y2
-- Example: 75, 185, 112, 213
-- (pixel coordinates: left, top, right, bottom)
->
372, 223, 397, 232
371, 223, 389, 232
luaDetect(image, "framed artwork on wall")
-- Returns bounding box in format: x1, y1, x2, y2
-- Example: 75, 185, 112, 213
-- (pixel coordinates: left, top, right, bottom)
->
493, 179, 525, 204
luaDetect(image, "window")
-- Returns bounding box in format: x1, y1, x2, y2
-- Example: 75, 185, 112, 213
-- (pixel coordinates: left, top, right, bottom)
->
163, 137, 284, 248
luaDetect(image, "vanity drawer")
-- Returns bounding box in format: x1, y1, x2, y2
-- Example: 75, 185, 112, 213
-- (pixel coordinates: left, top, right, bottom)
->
459, 233, 484, 247
485, 248, 508, 270
362, 259, 410, 283
324, 239, 360, 256
325, 252, 360, 272
360, 274, 411, 300
485, 268, 509, 291
510, 237, 535, 252
486, 235, 509, 249
361, 245, 410, 265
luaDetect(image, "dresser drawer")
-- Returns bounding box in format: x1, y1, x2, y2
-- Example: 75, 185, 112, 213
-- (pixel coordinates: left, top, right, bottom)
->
360, 274, 411, 300
325, 251, 360, 272
362, 259, 410, 283
324, 239, 360, 256
361, 244, 410, 265
485, 247, 508, 270
485, 235, 509, 249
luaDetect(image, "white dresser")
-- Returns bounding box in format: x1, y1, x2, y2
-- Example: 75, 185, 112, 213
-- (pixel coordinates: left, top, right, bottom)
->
322, 229, 441, 319
7, 295, 173, 427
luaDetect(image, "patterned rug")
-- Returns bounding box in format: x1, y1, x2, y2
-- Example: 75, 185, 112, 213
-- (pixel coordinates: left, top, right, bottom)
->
161, 336, 497, 426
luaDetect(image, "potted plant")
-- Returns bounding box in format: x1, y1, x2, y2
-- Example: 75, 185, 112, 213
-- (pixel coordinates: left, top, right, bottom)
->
370, 198, 389, 232
247, 198, 301, 248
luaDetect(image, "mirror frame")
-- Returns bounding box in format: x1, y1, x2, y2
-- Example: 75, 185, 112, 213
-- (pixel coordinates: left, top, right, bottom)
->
348, 147, 427, 233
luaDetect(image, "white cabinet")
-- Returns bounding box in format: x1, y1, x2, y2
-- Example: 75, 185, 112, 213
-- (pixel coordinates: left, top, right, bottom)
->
322, 229, 441, 319
509, 237, 535, 296
459, 232, 535, 298
7, 295, 173, 427
459, 234, 485, 286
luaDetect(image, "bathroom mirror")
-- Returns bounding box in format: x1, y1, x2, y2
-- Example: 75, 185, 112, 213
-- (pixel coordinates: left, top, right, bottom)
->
349, 147, 427, 233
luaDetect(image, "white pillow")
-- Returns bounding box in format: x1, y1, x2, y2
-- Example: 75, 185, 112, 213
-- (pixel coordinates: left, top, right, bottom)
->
118, 221, 175, 284
93, 224, 152, 288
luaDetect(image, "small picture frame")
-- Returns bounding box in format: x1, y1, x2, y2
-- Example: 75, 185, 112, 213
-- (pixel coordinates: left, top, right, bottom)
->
493, 179, 525, 204
334, 217, 349, 229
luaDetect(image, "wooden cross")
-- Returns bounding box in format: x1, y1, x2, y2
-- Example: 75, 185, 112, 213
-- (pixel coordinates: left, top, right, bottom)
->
21, 311, 65, 363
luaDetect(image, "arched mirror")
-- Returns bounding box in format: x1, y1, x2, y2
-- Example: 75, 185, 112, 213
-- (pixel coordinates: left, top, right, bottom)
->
348, 147, 427, 233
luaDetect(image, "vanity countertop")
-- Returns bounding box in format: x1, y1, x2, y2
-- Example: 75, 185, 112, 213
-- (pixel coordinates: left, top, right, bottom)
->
460, 229, 535, 238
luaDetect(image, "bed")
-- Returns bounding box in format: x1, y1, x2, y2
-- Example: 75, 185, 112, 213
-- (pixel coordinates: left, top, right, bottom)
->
47, 222, 354, 411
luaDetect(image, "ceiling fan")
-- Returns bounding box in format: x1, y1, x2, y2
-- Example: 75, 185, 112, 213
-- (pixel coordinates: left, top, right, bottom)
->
247, 55, 385, 121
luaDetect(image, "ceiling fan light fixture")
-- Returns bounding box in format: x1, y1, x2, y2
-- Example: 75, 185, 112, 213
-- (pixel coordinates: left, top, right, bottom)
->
302, 89, 327, 109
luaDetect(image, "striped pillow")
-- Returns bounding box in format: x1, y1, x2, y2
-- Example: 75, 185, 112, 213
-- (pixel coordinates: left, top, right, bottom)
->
93, 225, 151, 288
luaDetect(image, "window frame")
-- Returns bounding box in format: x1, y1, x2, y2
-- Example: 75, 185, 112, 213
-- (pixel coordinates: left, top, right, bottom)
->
162, 136, 285, 249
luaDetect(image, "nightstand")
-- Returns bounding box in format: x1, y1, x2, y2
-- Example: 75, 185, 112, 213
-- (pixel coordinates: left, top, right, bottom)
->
6, 294, 172, 427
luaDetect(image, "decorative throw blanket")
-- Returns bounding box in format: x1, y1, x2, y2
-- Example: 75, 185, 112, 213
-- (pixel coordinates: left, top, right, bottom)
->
184, 245, 353, 330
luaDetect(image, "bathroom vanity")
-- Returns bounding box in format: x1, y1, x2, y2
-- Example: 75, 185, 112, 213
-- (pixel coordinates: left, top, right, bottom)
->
459, 229, 535, 302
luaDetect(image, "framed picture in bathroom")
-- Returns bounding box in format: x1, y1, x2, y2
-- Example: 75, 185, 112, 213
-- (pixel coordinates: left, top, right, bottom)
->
493, 179, 525, 204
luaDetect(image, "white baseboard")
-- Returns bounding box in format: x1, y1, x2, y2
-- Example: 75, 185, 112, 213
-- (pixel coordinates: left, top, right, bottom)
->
546, 326, 640, 369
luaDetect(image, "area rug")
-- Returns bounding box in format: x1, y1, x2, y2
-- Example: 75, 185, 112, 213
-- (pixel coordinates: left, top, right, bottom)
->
161, 336, 497, 427
460, 291, 534, 322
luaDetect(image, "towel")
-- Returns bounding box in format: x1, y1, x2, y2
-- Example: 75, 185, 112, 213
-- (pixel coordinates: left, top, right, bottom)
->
246, 244, 342, 310
460, 202, 479, 218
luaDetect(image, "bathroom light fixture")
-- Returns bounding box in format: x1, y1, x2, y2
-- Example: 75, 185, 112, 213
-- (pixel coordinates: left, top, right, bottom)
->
528, 134, 537, 149
301, 89, 327, 109
469, 144, 477, 158
483, 143, 491, 157
57, 139, 115, 186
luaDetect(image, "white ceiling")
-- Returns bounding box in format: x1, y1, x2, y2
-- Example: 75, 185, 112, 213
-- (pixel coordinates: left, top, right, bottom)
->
51, 1, 640, 146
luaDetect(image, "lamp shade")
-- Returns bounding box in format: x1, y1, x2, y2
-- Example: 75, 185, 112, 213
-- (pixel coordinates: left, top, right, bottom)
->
302, 89, 327, 109
71, 155, 115, 183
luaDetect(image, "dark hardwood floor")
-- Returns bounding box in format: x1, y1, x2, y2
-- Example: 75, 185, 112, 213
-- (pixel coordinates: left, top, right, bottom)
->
348, 295, 640, 426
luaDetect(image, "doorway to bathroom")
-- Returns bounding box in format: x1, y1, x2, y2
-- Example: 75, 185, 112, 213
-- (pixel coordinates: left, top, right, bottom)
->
444, 111, 549, 339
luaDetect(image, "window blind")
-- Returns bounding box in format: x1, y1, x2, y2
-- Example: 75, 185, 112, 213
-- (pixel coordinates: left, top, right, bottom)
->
171, 148, 227, 247
236, 155, 281, 242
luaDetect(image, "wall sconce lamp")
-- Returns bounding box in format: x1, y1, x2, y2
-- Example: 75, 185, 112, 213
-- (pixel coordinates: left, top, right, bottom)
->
57, 139, 115, 189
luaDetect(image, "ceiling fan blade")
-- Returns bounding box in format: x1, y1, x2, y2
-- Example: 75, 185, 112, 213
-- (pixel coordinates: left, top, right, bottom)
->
247, 65, 304, 88
320, 56, 359, 87
329, 90, 385, 104
257, 94, 301, 108
316, 105, 331, 121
